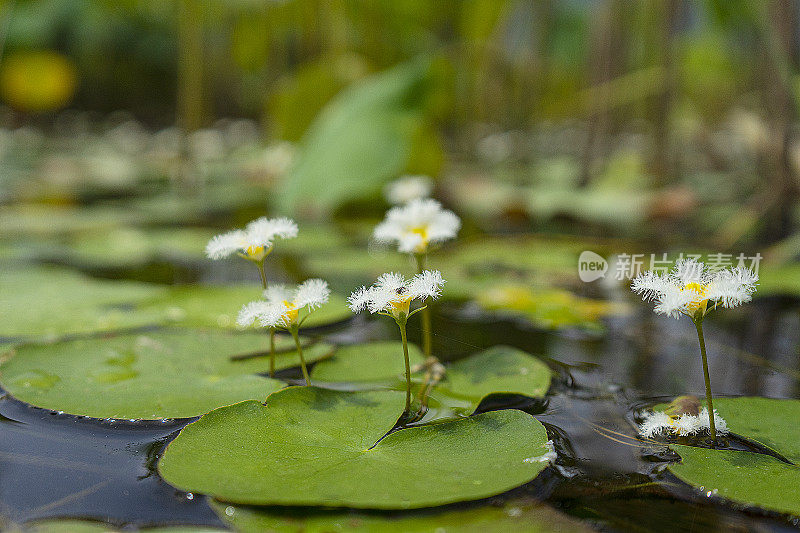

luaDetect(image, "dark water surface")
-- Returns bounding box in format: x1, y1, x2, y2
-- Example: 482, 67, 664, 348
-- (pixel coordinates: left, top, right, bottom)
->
2, 297, 799, 531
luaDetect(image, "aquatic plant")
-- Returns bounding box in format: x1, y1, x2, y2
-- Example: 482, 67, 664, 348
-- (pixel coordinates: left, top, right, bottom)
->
206, 217, 298, 376
631, 258, 758, 441
373, 199, 460, 357
237, 279, 330, 385
348, 270, 445, 413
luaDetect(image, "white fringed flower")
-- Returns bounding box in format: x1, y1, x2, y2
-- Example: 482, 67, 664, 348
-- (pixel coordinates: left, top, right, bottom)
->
348, 270, 445, 319
384, 175, 434, 205
637, 409, 729, 438
237, 279, 330, 330
698, 407, 729, 435
638, 411, 674, 438
631, 259, 758, 319
205, 217, 298, 261
373, 199, 460, 254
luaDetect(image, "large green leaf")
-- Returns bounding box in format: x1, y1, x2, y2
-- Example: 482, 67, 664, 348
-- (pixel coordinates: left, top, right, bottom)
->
0, 330, 334, 419
0, 266, 166, 339
209, 498, 592, 533
668, 398, 800, 515
311, 343, 552, 415
159, 388, 551, 508
137, 285, 352, 329
279, 59, 432, 214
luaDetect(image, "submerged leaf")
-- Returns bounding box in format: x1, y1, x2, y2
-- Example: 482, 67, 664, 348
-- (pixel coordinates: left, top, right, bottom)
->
0, 330, 334, 419
159, 388, 551, 508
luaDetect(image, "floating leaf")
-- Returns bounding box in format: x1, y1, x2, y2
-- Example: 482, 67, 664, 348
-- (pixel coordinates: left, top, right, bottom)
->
0, 330, 334, 419
476, 284, 625, 332
52, 227, 214, 268
668, 398, 800, 515
312, 342, 551, 415
159, 388, 551, 508
209, 498, 592, 533
138, 285, 352, 330
0, 267, 165, 340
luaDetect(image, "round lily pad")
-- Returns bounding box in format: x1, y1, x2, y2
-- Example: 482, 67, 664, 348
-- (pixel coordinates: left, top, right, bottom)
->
668, 398, 800, 515
311, 343, 552, 414
0, 330, 334, 419
209, 498, 592, 533
138, 285, 352, 329
158, 387, 551, 508
0, 266, 166, 340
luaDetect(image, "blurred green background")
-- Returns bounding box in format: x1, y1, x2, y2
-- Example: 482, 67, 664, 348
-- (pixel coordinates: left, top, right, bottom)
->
1, 0, 799, 257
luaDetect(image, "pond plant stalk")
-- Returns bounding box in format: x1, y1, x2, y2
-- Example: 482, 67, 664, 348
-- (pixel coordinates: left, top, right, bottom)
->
631, 259, 758, 445
694, 318, 715, 440
237, 279, 331, 387
205, 217, 299, 377
348, 271, 446, 416
414, 253, 433, 357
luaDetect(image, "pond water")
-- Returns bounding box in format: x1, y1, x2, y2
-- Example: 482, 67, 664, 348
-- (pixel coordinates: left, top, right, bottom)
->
2, 291, 799, 531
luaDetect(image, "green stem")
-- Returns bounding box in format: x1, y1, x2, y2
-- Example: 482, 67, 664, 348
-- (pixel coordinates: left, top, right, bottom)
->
414, 253, 432, 357
398, 317, 412, 414
269, 328, 276, 378
291, 327, 310, 386
694, 319, 717, 443
256, 261, 267, 290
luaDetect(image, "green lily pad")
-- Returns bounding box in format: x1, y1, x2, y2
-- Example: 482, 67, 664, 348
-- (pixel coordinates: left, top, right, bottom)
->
668, 397, 800, 515
0, 204, 140, 239
311, 343, 552, 414
210, 498, 592, 533
475, 285, 626, 332
138, 285, 352, 329
0, 266, 166, 340
0, 330, 334, 419
158, 388, 551, 508
54, 227, 214, 268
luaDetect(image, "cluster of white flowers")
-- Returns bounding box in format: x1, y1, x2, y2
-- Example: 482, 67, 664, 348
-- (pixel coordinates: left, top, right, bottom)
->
638, 408, 729, 438
348, 271, 445, 316
631, 259, 758, 319
238, 279, 330, 330
384, 175, 434, 205
374, 199, 461, 254
205, 217, 298, 261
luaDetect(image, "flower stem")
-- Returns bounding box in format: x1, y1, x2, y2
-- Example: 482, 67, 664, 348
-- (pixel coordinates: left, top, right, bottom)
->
290, 327, 310, 386
414, 253, 433, 357
397, 317, 412, 414
256, 261, 267, 290
269, 328, 276, 378
694, 319, 717, 443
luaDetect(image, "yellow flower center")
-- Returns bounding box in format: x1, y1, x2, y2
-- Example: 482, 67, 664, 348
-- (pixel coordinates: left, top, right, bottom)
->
408, 226, 430, 253
682, 282, 709, 315
389, 295, 413, 318
238, 244, 272, 262
282, 301, 299, 326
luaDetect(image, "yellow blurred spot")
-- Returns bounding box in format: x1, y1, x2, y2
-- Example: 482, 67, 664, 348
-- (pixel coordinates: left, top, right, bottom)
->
0, 51, 78, 112
682, 282, 709, 315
